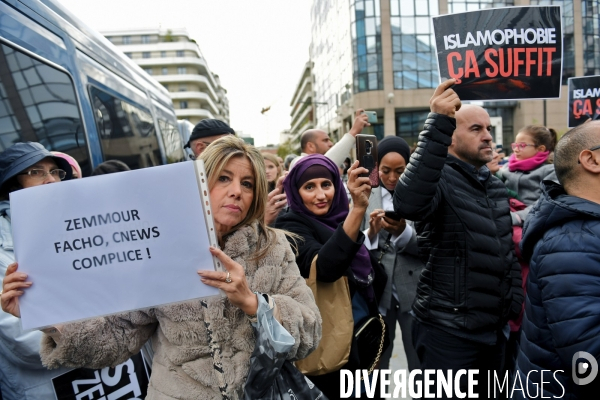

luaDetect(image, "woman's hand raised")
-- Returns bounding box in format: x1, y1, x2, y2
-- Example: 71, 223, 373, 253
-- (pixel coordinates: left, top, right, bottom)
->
347, 160, 371, 210
1, 262, 32, 318
198, 247, 258, 316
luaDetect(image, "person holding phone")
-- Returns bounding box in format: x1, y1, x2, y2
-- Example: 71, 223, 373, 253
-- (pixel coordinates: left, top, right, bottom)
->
275, 154, 387, 399
289, 110, 370, 169
359, 136, 424, 374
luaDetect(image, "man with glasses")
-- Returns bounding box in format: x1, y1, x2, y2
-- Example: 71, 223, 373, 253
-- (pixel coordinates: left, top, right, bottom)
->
392, 79, 523, 398
183, 119, 235, 159
516, 121, 600, 398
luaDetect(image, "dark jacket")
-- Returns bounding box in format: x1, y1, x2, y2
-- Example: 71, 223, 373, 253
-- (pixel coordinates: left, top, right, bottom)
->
393, 112, 523, 332
516, 181, 600, 399
275, 210, 386, 302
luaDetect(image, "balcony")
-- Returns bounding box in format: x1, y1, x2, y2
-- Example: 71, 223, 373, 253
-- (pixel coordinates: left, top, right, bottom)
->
291, 96, 314, 132
135, 57, 216, 86
290, 76, 312, 107
154, 74, 219, 102
169, 91, 219, 115
291, 110, 314, 137
175, 108, 215, 120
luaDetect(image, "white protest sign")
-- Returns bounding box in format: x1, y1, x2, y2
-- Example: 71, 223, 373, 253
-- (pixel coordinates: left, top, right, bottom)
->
11, 161, 220, 330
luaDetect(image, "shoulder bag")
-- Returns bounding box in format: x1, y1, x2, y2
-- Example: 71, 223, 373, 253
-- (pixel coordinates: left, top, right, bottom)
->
295, 255, 354, 376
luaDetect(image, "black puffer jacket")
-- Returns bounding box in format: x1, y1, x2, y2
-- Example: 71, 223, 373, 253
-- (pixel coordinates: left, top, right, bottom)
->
393, 113, 523, 332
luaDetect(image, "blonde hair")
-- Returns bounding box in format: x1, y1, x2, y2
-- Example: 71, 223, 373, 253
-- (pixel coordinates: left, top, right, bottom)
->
262, 153, 282, 183
200, 136, 277, 260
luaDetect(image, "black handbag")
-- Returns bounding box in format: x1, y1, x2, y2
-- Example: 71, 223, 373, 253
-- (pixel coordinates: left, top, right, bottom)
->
354, 314, 390, 378
243, 294, 327, 400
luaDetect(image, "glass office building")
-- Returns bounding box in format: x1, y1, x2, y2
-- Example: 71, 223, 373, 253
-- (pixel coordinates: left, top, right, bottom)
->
307, 0, 600, 148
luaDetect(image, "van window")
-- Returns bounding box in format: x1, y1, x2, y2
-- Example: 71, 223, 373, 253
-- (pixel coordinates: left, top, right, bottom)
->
158, 119, 184, 163
90, 87, 161, 169
0, 43, 91, 175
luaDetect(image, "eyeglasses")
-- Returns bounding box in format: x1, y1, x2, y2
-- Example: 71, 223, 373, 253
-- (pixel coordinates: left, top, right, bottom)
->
511, 142, 536, 150
577, 144, 600, 164
19, 168, 67, 180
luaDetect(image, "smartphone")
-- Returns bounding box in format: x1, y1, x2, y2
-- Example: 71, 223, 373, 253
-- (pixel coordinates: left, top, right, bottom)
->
384, 211, 401, 221
364, 111, 377, 124
356, 134, 379, 187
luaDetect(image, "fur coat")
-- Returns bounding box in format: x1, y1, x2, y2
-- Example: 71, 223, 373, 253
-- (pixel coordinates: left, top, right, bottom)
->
39, 224, 321, 399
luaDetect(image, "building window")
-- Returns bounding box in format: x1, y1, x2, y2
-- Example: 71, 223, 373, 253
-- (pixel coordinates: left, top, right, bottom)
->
582, 0, 600, 76
162, 67, 169, 75
179, 85, 187, 92
529, 0, 574, 83
143, 68, 153, 75
161, 51, 166, 58
122, 36, 131, 45
90, 87, 161, 170
179, 101, 188, 109
141, 35, 150, 44
396, 110, 429, 147
142, 52, 151, 59
176, 50, 184, 57
390, 0, 439, 90
124, 52, 132, 58
351, 0, 383, 92
177, 67, 187, 74
448, 0, 513, 13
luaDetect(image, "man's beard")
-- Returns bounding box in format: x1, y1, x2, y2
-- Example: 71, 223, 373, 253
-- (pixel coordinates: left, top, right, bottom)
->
456, 144, 493, 168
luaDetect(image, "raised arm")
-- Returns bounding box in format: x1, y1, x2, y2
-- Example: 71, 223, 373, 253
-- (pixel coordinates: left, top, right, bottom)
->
393, 79, 461, 221
325, 109, 369, 166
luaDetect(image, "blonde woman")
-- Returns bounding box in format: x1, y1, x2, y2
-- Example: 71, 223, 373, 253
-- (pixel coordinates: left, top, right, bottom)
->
262, 153, 282, 192
2, 136, 321, 399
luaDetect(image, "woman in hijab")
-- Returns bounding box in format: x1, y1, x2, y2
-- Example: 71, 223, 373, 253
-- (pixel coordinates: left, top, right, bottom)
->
275, 154, 387, 399
359, 136, 423, 374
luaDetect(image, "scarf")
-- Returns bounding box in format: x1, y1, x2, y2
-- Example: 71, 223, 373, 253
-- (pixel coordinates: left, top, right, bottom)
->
377, 136, 411, 195
284, 154, 375, 298
508, 151, 549, 172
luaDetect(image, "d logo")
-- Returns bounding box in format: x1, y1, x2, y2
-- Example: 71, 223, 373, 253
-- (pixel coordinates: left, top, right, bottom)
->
572, 351, 598, 386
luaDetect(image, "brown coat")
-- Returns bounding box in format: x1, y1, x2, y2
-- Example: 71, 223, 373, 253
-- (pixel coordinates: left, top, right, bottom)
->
40, 224, 321, 399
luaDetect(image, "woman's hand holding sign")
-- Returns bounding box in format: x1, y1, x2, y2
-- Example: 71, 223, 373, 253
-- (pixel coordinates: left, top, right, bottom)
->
198, 246, 258, 317
1, 262, 30, 318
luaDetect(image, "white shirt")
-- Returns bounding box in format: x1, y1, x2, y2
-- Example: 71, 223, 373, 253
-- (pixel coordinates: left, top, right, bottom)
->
363, 188, 413, 251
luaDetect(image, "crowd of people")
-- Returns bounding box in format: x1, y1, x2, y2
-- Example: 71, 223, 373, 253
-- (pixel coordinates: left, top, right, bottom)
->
0, 78, 599, 399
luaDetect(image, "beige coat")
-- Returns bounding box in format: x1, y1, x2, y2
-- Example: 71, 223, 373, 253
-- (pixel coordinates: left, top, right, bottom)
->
40, 224, 321, 399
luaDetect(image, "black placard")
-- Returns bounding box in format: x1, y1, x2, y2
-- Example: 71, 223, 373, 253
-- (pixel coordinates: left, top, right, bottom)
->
568, 76, 600, 127
51, 353, 149, 400
432, 6, 563, 101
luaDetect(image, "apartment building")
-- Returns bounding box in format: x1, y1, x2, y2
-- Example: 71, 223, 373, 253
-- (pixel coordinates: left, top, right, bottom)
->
103, 28, 229, 126
289, 62, 316, 152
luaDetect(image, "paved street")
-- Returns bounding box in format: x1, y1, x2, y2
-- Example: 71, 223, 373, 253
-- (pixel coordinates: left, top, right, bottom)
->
388, 325, 411, 399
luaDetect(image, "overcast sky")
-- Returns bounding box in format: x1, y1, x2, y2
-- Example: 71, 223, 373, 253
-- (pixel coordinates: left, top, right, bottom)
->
56, 0, 313, 147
